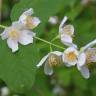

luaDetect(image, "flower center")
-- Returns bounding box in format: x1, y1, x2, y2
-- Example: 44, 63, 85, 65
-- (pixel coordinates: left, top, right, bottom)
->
63, 25, 73, 36
86, 50, 96, 64
66, 52, 77, 62
26, 16, 35, 29
47, 54, 61, 67
9, 30, 19, 39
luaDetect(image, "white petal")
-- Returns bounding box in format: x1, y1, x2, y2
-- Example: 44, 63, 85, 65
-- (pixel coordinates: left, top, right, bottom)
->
64, 47, 78, 55
7, 38, 18, 52
37, 54, 49, 68
79, 65, 90, 79
0, 26, 13, 40
12, 21, 24, 30
1, 30, 8, 40
51, 51, 63, 56
77, 52, 86, 67
61, 34, 72, 45
31, 17, 41, 27
64, 63, 73, 67
81, 39, 96, 52
19, 8, 34, 26
44, 61, 53, 75
19, 14, 27, 25
23, 8, 34, 16
19, 30, 34, 45
59, 16, 68, 32
61, 34, 77, 48
63, 25, 74, 35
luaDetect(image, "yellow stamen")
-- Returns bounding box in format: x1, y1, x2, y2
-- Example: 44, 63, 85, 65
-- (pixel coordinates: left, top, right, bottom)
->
26, 16, 35, 29
9, 30, 19, 39
47, 54, 61, 67
66, 52, 77, 62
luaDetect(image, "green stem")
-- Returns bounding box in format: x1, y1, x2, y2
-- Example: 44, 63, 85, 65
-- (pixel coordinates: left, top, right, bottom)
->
0, 24, 65, 50
34, 36, 64, 50
51, 35, 59, 42
0, 25, 7, 29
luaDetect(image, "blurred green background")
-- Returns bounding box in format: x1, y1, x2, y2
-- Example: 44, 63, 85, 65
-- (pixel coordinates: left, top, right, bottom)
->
0, 0, 96, 96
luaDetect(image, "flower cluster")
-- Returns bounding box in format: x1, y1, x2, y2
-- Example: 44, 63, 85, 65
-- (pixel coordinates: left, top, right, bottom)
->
0, 8, 40, 52
37, 16, 96, 79
0, 8, 96, 79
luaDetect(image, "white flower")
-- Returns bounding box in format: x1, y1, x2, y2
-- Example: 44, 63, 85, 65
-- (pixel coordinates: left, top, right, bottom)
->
62, 46, 89, 79
48, 16, 58, 25
19, 8, 40, 29
62, 47, 79, 67
77, 39, 96, 79
0, 22, 35, 52
37, 51, 62, 75
59, 16, 76, 48
77, 48, 96, 79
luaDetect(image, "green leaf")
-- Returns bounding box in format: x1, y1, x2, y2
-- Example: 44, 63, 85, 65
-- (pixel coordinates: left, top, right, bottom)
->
0, 39, 39, 93
57, 67, 71, 86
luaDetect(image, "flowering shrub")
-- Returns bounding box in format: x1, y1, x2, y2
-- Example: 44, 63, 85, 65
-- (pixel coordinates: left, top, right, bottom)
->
0, 0, 96, 96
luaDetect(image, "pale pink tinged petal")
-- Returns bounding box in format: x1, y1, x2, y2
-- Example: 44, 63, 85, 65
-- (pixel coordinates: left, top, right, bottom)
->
19, 30, 34, 45
61, 34, 72, 45
44, 61, 53, 75
19, 15, 27, 25
79, 65, 90, 79
77, 52, 86, 67
7, 38, 18, 52
32, 17, 41, 27
37, 54, 49, 68
12, 21, 24, 30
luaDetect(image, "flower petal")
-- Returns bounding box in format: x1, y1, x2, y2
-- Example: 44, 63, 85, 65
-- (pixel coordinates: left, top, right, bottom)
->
12, 21, 24, 30
79, 65, 90, 79
37, 54, 49, 68
51, 51, 63, 56
7, 38, 18, 52
44, 61, 53, 75
23, 8, 34, 16
31, 17, 41, 28
81, 39, 96, 52
77, 52, 86, 67
64, 63, 73, 67
63, 24, 74, 35
1, 30, 8, 40
19, 8, 34, 25
59, 16, 68, 32
61, 34, 72, 45
19, 30, 35, 45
